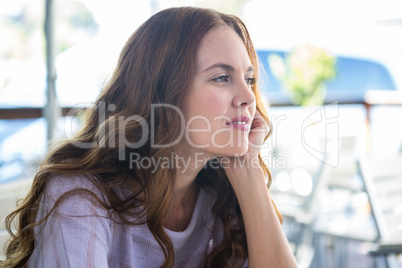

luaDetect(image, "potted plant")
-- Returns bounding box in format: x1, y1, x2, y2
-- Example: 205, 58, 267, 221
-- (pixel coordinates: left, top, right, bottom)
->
268, 44, 336, 106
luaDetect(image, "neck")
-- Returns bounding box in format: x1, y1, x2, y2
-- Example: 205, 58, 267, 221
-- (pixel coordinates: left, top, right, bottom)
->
163, 150, 211, 231
173, 147, 212, 198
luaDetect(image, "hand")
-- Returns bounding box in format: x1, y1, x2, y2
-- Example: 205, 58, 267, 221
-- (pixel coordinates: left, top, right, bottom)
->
247, 109, 270, 157
220, 109, 269, 192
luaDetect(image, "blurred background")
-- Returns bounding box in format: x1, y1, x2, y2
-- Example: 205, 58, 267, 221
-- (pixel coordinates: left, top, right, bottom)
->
1, 0, 402, 267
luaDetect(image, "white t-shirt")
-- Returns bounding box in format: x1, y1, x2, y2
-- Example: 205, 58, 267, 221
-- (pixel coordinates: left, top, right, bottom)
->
27, 174, 231, 268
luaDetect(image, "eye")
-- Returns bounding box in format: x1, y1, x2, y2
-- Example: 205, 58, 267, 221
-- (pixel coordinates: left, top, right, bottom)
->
212, 75, 230, 83
245, 77, 257, 86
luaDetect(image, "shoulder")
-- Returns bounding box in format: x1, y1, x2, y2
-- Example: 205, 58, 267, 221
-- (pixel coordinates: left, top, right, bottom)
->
30, 174, 113, 267
42, 173, 109, 217
45, 173, 100, 197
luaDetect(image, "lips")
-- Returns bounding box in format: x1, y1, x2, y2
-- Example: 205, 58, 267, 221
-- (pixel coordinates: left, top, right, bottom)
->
226, 115, 251, 131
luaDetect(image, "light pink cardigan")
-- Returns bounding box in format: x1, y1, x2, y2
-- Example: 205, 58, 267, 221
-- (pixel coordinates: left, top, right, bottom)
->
27, 175, 226, 268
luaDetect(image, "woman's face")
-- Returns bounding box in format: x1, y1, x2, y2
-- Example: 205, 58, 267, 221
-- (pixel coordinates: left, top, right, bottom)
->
180, 26, 257, 158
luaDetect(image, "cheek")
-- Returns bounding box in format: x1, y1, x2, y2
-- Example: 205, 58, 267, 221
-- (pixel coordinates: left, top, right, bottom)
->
183, 92, 231, 146
187, 91, 229, 119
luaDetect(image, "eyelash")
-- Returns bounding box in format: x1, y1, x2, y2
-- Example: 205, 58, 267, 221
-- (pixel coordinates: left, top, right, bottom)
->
246, 77, 257, 85
213, 75, 230, 83
212, 75, 257, 86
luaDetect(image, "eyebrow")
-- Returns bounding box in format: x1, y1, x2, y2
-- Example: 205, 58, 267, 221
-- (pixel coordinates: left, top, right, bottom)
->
202, 63, 254, 73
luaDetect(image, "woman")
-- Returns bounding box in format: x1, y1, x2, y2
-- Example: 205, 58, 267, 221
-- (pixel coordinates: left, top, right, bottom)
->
3, 7, 297, 268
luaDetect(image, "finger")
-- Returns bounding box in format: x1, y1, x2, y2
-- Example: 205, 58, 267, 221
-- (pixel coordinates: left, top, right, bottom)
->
250, 111, 269, 134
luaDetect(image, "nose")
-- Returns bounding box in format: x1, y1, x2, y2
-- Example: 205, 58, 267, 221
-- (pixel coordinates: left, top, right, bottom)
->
232, 80, 256, 108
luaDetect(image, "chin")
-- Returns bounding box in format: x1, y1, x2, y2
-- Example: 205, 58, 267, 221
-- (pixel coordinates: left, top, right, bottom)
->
221, 139, 250, 157
212, 145, 249, 158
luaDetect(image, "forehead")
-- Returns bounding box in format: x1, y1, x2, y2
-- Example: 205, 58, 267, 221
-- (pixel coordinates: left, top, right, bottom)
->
195, 26, 252, 70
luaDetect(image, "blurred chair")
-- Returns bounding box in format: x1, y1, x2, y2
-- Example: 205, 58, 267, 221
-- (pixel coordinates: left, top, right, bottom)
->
269, 143, 330, 267
313, 135, 377, 241
358, 154, 402, 268
310, 135, 380, 267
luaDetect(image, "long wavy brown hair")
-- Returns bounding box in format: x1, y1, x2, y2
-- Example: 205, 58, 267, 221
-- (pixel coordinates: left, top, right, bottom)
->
2, 7, 281, 268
